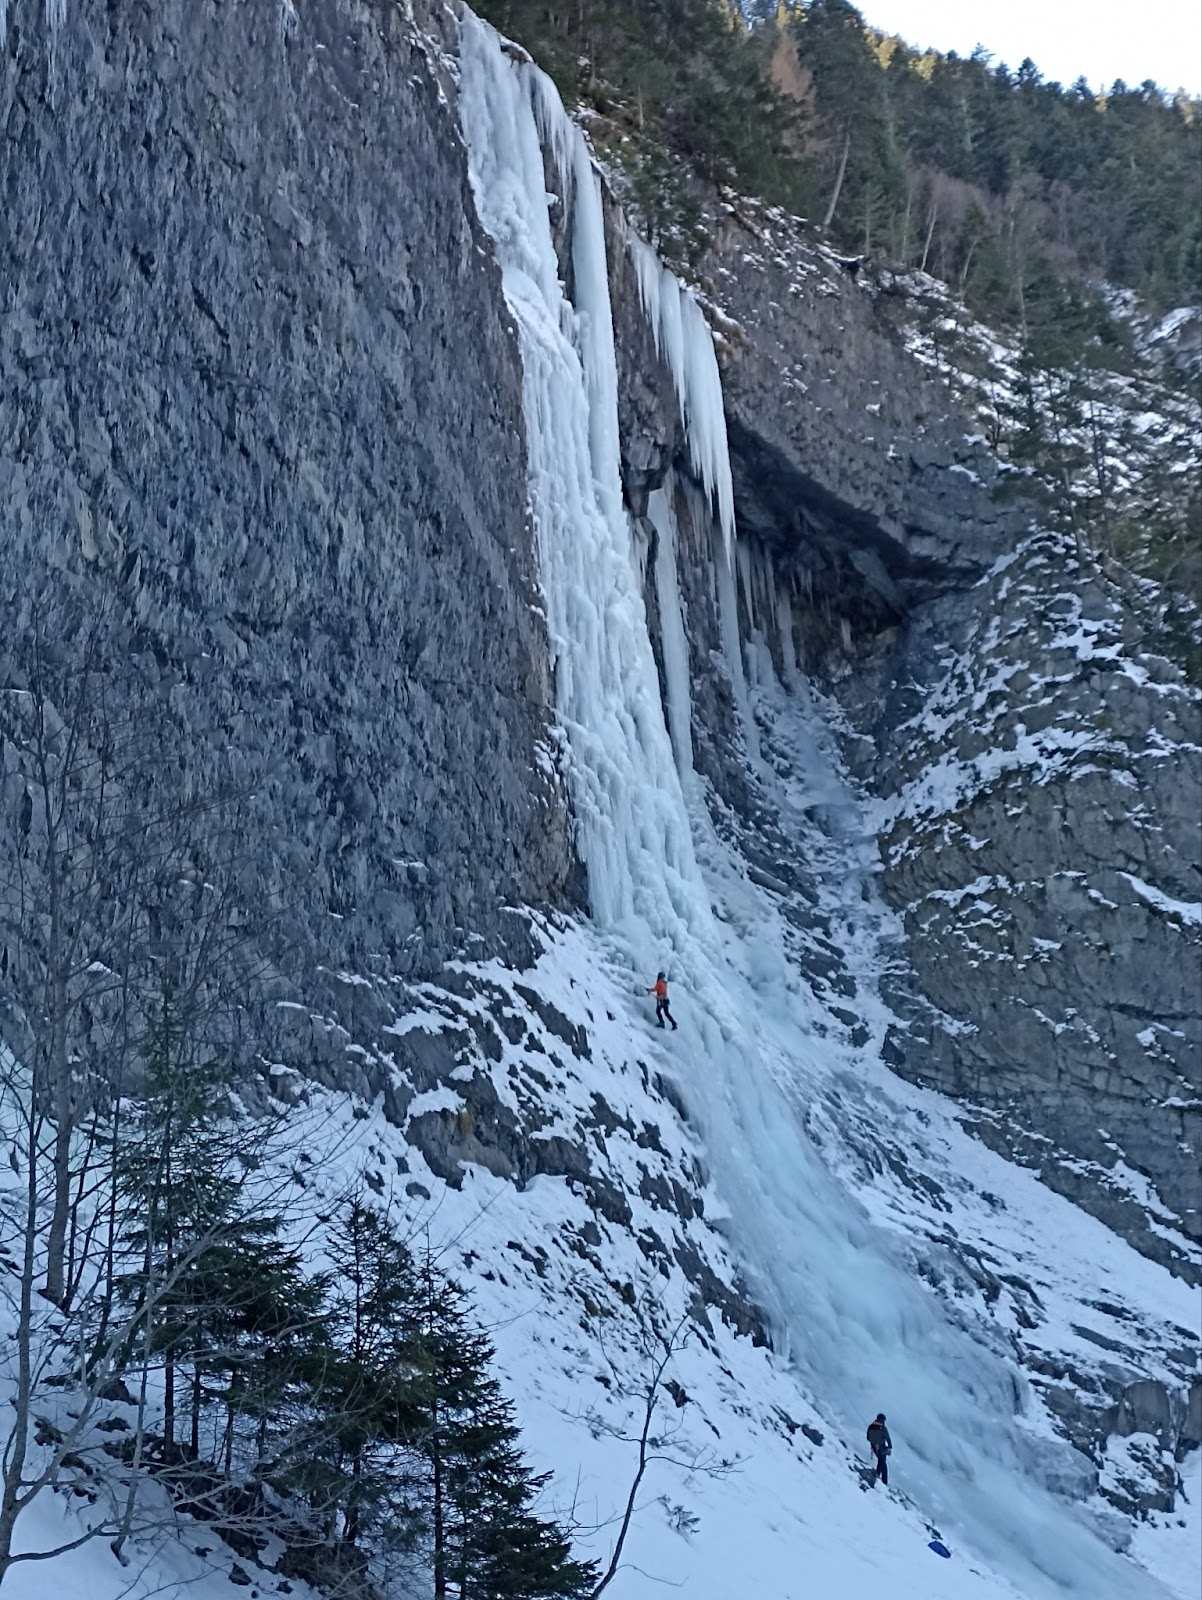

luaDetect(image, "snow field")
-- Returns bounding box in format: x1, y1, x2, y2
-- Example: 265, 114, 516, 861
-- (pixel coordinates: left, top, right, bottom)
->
3, 888, 1195, 1598
293, 919, 1193, 1600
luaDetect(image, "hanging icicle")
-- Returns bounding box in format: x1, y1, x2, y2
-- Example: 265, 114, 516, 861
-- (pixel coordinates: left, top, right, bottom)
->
630, 238, 737, 563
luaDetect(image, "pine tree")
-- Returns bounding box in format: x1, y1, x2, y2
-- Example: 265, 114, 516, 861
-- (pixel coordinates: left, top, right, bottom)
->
411, 1257, 598, 1600
306, 1205, 597, 1599
194, 1226, 328, 1473
310, 1199, 430, 1558
113, 988, 241, 1451
112, 988, 319, 1477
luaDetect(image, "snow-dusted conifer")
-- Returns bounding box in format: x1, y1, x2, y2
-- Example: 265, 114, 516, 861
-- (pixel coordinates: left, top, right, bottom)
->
412, 1256, 599, 1600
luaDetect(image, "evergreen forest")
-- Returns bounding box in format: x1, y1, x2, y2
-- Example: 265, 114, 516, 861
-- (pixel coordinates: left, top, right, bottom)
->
475, 0, 1201, 322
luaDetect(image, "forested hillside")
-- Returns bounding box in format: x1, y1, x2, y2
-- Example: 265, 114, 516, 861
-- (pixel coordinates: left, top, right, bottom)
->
779, 0, 1201, 317
478, 0, 1201, 321
477, 0, 1201, 653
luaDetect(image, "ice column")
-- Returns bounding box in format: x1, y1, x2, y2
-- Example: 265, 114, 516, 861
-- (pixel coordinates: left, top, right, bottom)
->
630, 239, 736, 563
458, 15, 708, 950
647, 480, 695, 785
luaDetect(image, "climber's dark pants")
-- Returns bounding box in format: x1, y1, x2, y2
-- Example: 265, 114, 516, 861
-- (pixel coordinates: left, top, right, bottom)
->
655, 999, 676, 1029
873, 1450, 888, 1486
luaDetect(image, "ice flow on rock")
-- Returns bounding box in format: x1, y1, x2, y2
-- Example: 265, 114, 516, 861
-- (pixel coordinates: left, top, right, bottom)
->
457, 16, 1173, 1597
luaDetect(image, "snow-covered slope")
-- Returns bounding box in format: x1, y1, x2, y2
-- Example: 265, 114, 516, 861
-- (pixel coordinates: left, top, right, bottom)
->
14, 901, 1195, 1599
240, 922, 1202, 1600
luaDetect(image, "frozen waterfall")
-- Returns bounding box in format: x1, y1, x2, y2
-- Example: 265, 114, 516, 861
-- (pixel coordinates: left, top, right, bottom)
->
457, 17, 1171, 1598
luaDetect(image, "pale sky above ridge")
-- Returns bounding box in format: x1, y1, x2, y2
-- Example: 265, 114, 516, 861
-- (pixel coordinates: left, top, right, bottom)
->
856, 0, 1202, 96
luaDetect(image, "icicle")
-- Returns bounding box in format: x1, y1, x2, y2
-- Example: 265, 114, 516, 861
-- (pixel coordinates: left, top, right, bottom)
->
757, 545, 775, 638
776, 585, 799, 686
736, 539, 755, 635
630, 238, 736, 564
715, 506, 764, 770
527, 67, 579, 203
648, 480, 695, 784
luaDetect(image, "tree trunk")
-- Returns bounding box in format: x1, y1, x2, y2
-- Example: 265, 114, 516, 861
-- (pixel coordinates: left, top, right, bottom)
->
192, 1365, 203, 1459
898, 186, 913, 263
164, 1358, 176, 1451
163, 1119, 176, 1448
432, 1404, 445, 1599
111, 1325, 154, 1566
589, 1382, 656, 1598
0, 1104, 44, 1580
42, 895, 72, 1308
344, 1448, 361, 1547
822, 128, 851, 234
920, 196, 938, 274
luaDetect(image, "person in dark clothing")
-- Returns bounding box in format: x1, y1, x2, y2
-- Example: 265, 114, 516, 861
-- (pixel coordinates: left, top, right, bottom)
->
866, 1414, 892, 1485
646, 972, 677, 1030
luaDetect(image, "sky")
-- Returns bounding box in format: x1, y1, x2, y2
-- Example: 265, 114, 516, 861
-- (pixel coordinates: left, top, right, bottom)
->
857, 0, 1202, 95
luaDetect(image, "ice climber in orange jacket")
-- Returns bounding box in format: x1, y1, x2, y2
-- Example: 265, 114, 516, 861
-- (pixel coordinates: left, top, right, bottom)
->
647, 972, 677, 1031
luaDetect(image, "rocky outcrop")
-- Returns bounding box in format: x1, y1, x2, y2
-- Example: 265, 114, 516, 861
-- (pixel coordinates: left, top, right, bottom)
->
701, 200, 1026, 605
870, 537, 1202, 1278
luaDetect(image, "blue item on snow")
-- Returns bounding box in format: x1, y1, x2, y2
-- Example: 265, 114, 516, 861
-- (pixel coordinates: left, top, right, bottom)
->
927, 1540, 951, 1559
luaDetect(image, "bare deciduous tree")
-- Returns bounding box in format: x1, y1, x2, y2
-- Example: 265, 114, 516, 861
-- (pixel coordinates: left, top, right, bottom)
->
0, 573, 299, 1578
562, 1286, 738, 1598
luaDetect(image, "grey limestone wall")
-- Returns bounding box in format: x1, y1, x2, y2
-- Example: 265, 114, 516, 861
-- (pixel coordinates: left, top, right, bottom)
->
871, 539, 1202, 1277
0, 0, 573, 1018
700, 199, 1025, 605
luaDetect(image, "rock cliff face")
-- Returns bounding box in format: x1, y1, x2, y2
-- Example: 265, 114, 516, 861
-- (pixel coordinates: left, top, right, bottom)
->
674, 200, 1202, 1281
0, 0, 571, 1012
703, 202, 1024, 601
871, 540, 1201, 1278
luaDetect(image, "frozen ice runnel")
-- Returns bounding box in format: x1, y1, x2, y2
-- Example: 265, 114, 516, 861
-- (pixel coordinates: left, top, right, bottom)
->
648, 480, 695, 786
457, 13, 702, 946
457, 16, 1172, 1598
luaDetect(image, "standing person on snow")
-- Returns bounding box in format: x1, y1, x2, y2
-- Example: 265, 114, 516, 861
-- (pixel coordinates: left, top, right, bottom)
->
866, 1414, 892, 1486
646, 972, 677, 1030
